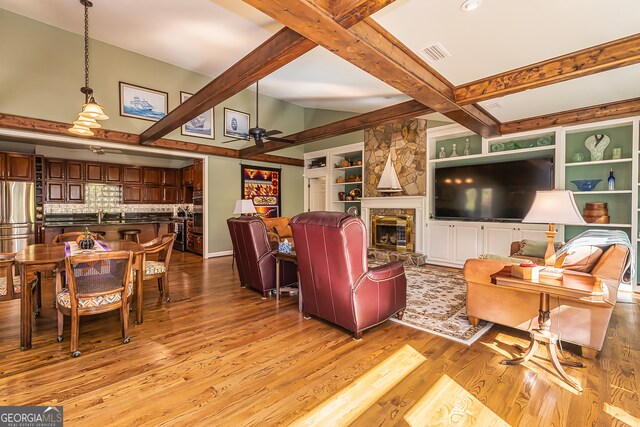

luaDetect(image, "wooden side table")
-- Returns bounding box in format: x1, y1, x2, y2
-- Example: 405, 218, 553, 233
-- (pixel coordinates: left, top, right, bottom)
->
274, 251, 302, 312
491, 267, 604, 392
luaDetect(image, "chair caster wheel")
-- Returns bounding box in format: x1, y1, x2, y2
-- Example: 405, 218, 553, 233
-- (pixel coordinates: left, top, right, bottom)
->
71, 351, 81, 358
34, 311, 40, 318
159, 291, 164, 295
123, 337, 130, 344
165, 297, 171, 302
129, 306, 134, 312
56, 336, 63, 342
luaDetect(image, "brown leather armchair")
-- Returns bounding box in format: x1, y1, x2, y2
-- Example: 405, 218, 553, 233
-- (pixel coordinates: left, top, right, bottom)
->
227, 217, 296, 298
290, 212, 407, 339
464, 243, 630, 358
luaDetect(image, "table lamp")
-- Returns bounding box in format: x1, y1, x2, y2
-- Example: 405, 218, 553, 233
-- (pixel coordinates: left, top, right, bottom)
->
522, 190, 586, 266
234, 199, 257, 216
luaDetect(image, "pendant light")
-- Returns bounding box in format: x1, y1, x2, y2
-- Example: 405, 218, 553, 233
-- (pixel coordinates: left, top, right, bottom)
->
69, 0, 108, 136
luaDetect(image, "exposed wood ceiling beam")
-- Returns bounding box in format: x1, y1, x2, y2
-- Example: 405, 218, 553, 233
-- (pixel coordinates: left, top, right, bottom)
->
500, 97, 640, 134
241, 0, 500, 138
455, 33, 640, 105
0, 114, 303, 166
139, 0, 396, 145
240, 99, 432, 158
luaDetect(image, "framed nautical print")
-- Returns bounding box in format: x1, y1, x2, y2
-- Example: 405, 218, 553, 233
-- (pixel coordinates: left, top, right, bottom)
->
180, 92, 214, 139
119, 82, 168, 122
240, 165, 281, 218
224, 108, 250, 140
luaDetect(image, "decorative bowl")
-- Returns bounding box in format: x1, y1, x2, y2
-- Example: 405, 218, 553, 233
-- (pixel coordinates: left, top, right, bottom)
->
571, 179, 601, 191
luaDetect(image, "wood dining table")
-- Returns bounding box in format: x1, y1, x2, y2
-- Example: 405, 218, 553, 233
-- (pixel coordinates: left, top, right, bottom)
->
15, 240, 145, 351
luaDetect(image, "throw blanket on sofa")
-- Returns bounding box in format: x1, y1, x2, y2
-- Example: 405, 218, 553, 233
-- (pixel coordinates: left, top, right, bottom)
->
556, 230, 634, 282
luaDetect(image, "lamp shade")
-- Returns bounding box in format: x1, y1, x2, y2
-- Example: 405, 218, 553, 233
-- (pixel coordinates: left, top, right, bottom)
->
234, 199, 257, 215
522, 190, 586, 225
79, 98, 109, 121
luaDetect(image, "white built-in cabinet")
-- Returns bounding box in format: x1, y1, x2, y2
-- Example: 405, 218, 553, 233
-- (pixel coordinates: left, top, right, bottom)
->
427, 220, 550, 267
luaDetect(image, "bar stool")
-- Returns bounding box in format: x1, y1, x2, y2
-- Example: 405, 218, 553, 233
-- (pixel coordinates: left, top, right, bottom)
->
119, 229, 141, 243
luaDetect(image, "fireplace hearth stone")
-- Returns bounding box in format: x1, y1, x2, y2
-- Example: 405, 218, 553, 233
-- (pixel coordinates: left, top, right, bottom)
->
368, 247, 426, 266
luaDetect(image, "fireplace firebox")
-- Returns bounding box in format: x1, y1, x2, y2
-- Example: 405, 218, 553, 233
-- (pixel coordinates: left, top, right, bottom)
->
371, 214, 414, 252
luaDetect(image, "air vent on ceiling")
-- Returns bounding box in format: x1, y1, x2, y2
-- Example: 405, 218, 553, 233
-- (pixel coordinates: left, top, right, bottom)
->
421, 42, 452, 63
483, 102, 503, 110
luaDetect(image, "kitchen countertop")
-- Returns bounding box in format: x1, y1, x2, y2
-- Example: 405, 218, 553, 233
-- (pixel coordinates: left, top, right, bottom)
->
44, 214, 178, 227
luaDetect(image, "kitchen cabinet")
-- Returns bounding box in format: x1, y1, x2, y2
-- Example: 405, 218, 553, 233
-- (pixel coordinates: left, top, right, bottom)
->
105, 164, 123, 183
162, 169, 178, 186
123, 186, 143, 203
0, 153, 5, 178
124, 166, 143, 184
6, 153, 32, 181
46, 182, 65, 202
182, 166, 193, 185
163, 187, 179, 203
193, 160, 203, 191
143, 167, 162, 185
85, 162, 104, 182
144, 186, 163, 203
187, 232, 203, 255
66, 161, 84, 181
46, 159, 65, 181
66, 182, 84, 203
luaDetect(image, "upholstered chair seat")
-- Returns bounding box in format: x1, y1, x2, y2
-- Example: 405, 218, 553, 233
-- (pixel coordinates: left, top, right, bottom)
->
0, 275, 21, 296
57, 281, 134, 309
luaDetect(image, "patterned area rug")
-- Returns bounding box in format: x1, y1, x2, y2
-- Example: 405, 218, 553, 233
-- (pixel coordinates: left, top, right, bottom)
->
371, 261, 493, 345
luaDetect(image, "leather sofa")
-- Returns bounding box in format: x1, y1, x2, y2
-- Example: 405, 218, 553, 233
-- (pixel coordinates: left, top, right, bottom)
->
464, 243, 630, 358
261, 217, 293, 245
227, 217, 296, 297
290, 212, 407, 339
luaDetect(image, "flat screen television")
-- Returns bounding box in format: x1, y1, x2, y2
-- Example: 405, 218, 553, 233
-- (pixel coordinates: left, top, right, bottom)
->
434, 157, 554, 221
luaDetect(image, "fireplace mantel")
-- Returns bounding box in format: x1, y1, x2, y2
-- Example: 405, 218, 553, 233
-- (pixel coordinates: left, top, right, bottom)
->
361, 196, 426, 253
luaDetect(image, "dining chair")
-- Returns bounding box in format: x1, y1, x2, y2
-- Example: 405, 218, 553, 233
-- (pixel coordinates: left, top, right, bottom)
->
57, 250, 134, 357
0, 252, 41, 314
52, 231, 105, 244
140, 234, 175, 302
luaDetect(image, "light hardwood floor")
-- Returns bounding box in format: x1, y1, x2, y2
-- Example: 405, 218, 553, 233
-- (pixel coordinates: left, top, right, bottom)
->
0, 252, 638, 426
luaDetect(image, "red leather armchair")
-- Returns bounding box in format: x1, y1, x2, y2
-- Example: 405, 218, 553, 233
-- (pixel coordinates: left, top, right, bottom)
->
227, 217, 296, 297
291, 212, 407, 339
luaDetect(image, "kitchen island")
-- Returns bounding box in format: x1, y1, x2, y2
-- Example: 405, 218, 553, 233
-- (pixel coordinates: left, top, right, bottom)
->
43, 214, 173, 243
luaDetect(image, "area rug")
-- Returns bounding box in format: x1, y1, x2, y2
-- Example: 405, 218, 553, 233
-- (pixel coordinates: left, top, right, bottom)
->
370, 261, 493, 345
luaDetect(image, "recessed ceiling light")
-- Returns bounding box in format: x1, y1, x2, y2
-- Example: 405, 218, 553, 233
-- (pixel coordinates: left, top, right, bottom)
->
461, 0, 482, 12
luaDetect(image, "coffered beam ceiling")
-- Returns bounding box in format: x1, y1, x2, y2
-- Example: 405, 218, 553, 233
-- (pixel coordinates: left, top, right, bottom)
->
241, 0, 501, 139
500, 97, 640, 134
239, 99, 432, 158
139, 0, 395, 145
455, 33, 640, 105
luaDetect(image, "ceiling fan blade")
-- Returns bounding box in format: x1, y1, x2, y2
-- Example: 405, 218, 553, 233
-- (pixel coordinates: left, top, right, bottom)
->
263, 129, 282, 137
266, 136, 296, 144
102, 148, 122, 154
220, 137, 248, 144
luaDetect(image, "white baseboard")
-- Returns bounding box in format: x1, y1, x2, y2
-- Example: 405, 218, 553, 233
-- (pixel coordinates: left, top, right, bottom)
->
207, 250, 233, 258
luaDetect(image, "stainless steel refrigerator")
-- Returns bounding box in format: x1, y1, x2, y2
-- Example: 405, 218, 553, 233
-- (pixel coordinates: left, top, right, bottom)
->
1, 181, 35, 253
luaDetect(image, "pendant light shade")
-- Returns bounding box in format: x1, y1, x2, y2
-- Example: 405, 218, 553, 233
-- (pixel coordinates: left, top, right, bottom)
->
68, 0, 107, 136
79, 97, 109, 121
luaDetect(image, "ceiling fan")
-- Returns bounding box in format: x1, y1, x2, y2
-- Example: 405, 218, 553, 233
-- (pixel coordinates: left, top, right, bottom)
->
89, 145, 122, 155
221, 81, 295, 147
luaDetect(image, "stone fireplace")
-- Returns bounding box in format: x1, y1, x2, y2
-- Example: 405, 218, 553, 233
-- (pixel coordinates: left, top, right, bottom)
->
370, 210, 415, 252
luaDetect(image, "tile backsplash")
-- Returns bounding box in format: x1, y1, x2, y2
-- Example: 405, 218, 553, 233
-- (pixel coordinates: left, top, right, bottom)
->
45, 184, 192, 215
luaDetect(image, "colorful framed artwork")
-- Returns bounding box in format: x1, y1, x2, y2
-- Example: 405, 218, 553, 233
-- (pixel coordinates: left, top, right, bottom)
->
180, 92, 214, 139
240, 165, 281, 218
224, 108, 250, 139
119, 82, 168, 122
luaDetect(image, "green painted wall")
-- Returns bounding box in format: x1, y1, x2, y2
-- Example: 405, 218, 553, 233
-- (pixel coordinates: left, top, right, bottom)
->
0, 9, 309, 254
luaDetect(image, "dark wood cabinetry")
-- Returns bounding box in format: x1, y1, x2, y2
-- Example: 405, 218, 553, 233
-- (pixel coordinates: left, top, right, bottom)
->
85, 162, 104, 182
123, 186, 143, 203
0, 153, 5, 179
193, 159, 203, 191
46, 159, 65, 181
162, 169, 178, 186
45, 182, 65, 202
182, 166, 193, 185
144, 186, 163, 203
124, 166, 142, 184
143, 168, 162, 185
105, 164, 123, 183
163, 187, 179, 203
66, 161, 84, 181
6, 153, 32, 181
66, 182, 84, 203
